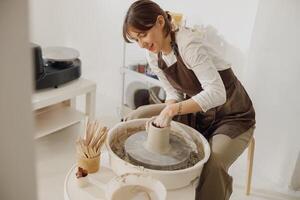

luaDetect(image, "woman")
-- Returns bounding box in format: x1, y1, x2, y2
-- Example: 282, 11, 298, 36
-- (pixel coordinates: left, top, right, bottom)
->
122, 0, 255, 199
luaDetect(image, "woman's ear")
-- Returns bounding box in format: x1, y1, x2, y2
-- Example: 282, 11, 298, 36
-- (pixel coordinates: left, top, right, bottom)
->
156, 15, 165, 27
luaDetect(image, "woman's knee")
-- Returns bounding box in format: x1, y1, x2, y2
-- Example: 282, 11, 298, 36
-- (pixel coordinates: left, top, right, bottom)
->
209, 129, 254, 171
202, 153, 227, 175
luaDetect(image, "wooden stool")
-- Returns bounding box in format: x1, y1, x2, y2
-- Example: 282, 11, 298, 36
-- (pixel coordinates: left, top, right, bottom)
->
246, 136, 255, 195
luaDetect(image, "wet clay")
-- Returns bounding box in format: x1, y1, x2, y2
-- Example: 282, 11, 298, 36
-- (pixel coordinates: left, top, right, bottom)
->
145, 122, 171, 154
110, 126, 204, 170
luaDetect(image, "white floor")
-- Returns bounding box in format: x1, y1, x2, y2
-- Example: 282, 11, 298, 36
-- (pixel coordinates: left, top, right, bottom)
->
34, 100, 300, 200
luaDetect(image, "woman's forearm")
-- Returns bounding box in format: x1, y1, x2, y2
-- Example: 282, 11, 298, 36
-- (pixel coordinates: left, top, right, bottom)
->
168, 98, 203, 116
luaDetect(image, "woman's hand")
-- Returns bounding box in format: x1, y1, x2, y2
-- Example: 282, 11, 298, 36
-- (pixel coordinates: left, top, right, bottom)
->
153, 104, 177, 128
122, 104, 166, 121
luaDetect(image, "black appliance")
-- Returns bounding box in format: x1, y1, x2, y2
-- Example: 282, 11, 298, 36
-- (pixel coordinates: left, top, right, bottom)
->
31, 43, 81, 90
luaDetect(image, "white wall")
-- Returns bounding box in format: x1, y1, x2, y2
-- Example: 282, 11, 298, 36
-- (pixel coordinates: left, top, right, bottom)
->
0, 0, 37, 199
154, 0, 259, 77
244, 0, 300, 192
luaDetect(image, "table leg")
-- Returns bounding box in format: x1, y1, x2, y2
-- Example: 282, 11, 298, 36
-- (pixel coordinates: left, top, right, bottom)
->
86, 89, 96, 119
63, 98, 76, 108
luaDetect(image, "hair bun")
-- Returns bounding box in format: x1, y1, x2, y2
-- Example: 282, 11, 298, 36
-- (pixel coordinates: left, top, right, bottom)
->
165, 11, 172, 21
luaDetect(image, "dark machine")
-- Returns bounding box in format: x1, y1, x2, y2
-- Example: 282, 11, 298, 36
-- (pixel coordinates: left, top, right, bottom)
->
31, 43, 81, 90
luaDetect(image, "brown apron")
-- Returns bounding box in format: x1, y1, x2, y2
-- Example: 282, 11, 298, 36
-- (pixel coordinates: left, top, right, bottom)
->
158, 31, 255, 139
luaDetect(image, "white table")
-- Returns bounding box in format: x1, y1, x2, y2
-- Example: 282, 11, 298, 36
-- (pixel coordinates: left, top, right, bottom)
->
64, 151, 197, 200
32, 78, 96, 139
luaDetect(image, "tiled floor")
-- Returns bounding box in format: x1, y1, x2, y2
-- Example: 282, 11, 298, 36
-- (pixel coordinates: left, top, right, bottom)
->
35, 105, 300, 200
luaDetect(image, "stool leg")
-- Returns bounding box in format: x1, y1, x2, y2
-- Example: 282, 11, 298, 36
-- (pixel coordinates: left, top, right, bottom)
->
246, 137, 255, 195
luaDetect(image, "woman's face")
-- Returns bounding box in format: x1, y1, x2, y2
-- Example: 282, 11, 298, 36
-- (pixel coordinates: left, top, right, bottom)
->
127, 15, 166, 53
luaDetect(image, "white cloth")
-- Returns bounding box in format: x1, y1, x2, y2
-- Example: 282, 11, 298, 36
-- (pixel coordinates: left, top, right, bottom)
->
146, 26, 232, 112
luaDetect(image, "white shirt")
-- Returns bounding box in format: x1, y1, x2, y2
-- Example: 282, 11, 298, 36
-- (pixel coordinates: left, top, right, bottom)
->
146, 27, 231, 112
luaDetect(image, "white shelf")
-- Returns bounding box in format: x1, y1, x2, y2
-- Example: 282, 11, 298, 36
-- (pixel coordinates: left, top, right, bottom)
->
34, 104, 85, 139
32, 78, 96, 139
32, 78, 96, 110
121, 42, 164, 111
123, 68, 162, 87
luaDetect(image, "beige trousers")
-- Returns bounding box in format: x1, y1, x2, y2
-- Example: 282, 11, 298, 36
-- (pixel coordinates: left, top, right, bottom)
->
124, 104, 254, 200
195, 127, 254, 200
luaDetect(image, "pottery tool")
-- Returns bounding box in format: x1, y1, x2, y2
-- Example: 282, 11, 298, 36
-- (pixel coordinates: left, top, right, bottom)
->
76, 119, 108, 158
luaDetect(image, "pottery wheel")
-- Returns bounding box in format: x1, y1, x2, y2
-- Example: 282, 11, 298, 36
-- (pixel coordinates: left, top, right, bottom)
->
124, 131, 192, 170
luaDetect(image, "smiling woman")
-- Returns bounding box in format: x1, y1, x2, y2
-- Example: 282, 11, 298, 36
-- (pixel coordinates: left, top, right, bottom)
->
122, 1, 256, 200
122, 0, 173, 54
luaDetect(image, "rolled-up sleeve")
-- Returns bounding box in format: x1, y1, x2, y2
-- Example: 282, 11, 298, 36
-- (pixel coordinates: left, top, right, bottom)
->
181, 42, 226, 112
146, 52, 183, 102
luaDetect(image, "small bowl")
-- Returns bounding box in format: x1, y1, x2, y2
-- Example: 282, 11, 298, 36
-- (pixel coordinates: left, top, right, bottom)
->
106, 173, 167, 200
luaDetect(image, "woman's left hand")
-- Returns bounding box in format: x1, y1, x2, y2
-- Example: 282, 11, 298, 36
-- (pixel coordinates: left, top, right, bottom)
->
153, 104, 177, 128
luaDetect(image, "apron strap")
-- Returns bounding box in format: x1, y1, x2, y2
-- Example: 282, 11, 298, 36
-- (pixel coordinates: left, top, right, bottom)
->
170, 31, 179, 56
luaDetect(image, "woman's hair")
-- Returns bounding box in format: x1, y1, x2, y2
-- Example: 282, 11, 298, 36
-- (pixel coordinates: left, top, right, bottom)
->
122, 0, 172, 43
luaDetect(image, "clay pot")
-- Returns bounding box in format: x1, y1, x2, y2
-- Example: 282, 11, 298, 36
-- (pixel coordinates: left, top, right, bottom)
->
145, 121, 171, 154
